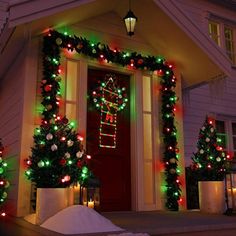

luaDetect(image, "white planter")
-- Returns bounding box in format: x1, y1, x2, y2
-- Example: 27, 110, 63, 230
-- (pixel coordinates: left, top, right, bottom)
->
198, 181, 225, 214
36, 188, 73, 225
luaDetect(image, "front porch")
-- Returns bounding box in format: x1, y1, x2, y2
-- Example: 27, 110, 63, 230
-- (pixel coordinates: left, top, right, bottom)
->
2, 210, 236, 236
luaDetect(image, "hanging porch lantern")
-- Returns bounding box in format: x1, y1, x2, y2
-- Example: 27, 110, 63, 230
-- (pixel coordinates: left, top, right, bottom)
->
123, 0, 137, 36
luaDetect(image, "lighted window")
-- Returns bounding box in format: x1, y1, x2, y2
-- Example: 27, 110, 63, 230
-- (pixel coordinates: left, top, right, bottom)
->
215, 120, 227, 150
209, 21, 220, 46
215, 118, 236, 159
142, 75, 154, 204
224, 27, 235, 64
231, 122, 236, 158
65, 60, 78, 121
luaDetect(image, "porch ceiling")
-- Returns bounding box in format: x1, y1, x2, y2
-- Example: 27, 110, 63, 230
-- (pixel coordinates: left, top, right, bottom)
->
1, 0, 227, 88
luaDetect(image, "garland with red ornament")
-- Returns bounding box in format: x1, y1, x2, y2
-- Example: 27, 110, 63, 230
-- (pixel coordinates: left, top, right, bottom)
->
191, 117, 226, 181
0, 140, 10, 216
28, 29, 180, 210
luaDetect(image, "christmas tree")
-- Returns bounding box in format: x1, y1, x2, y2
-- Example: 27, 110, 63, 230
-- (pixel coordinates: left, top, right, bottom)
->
25, 117, 91, 188
0, 140, 10, 216
191, 116, 226, 181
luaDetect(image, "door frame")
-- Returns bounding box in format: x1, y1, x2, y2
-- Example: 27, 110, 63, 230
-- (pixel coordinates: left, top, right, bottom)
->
69, 56, 159, 211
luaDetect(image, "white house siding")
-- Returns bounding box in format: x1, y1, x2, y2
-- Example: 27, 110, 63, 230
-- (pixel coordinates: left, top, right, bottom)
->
0, 38, 39, 216
0, 47, 26, 215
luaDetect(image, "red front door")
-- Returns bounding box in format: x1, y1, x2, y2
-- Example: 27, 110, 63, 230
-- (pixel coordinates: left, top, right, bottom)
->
86, 68, 131, 211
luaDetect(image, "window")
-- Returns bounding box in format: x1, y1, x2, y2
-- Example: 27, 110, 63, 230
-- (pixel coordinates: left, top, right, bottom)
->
208, 20, 236, 64
231, 122, 236, 157
209, 21, 220, 45
224, 26, 235, 64
215, 120, 227, 150
215, 119, 236, 159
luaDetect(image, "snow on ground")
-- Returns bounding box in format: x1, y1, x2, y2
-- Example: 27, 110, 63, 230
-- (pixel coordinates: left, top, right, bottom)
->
41, 205, 124, 234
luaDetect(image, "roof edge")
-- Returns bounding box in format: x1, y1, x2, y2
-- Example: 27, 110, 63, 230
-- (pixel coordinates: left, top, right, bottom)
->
154, 0, 233, 78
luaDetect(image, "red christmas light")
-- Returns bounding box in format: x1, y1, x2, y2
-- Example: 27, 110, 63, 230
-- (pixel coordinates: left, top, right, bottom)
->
77, 135, 84, 142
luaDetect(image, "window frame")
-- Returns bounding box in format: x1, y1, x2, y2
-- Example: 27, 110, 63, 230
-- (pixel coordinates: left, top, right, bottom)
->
208, 19, 236, 64
215, 118, 236, 159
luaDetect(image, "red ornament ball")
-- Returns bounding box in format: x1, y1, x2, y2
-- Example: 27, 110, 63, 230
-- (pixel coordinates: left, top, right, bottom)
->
59, 159, 66, 165
77, 161, 82, 168
44, 85, 52, 92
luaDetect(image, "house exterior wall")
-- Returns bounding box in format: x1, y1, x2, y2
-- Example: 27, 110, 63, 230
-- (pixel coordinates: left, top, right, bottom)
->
174, 0, 236, 166
0, 38, 39, 216
0, 46, 25, 216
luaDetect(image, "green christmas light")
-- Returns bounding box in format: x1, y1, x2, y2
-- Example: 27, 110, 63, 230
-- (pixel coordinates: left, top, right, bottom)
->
69, 121, 75, 127
45, 161, 50, 166
82, 166, 88, 174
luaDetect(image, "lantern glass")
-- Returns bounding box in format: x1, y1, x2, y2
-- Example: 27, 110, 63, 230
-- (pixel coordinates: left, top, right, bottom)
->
75, 177, 100, 210
225, 160, 236, 214
123, 10, 137, 36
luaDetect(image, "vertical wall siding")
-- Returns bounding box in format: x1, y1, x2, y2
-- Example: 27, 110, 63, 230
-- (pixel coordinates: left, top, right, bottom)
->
0, 48, 25, 215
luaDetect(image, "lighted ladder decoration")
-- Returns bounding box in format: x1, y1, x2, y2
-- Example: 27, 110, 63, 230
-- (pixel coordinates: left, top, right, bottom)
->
92, 74, 128, 149
100, 88, 118, 148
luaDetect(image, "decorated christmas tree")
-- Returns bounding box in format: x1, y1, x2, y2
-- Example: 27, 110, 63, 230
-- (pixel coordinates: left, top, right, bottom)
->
25, 117, 91, 188
25, 30, 91, 188
0, 140, 10, 216
191, 116, 226, 181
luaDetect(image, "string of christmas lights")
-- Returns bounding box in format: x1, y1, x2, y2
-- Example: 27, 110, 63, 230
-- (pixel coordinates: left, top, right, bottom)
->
92, 74, 128, 148
28, 29, 181, 210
